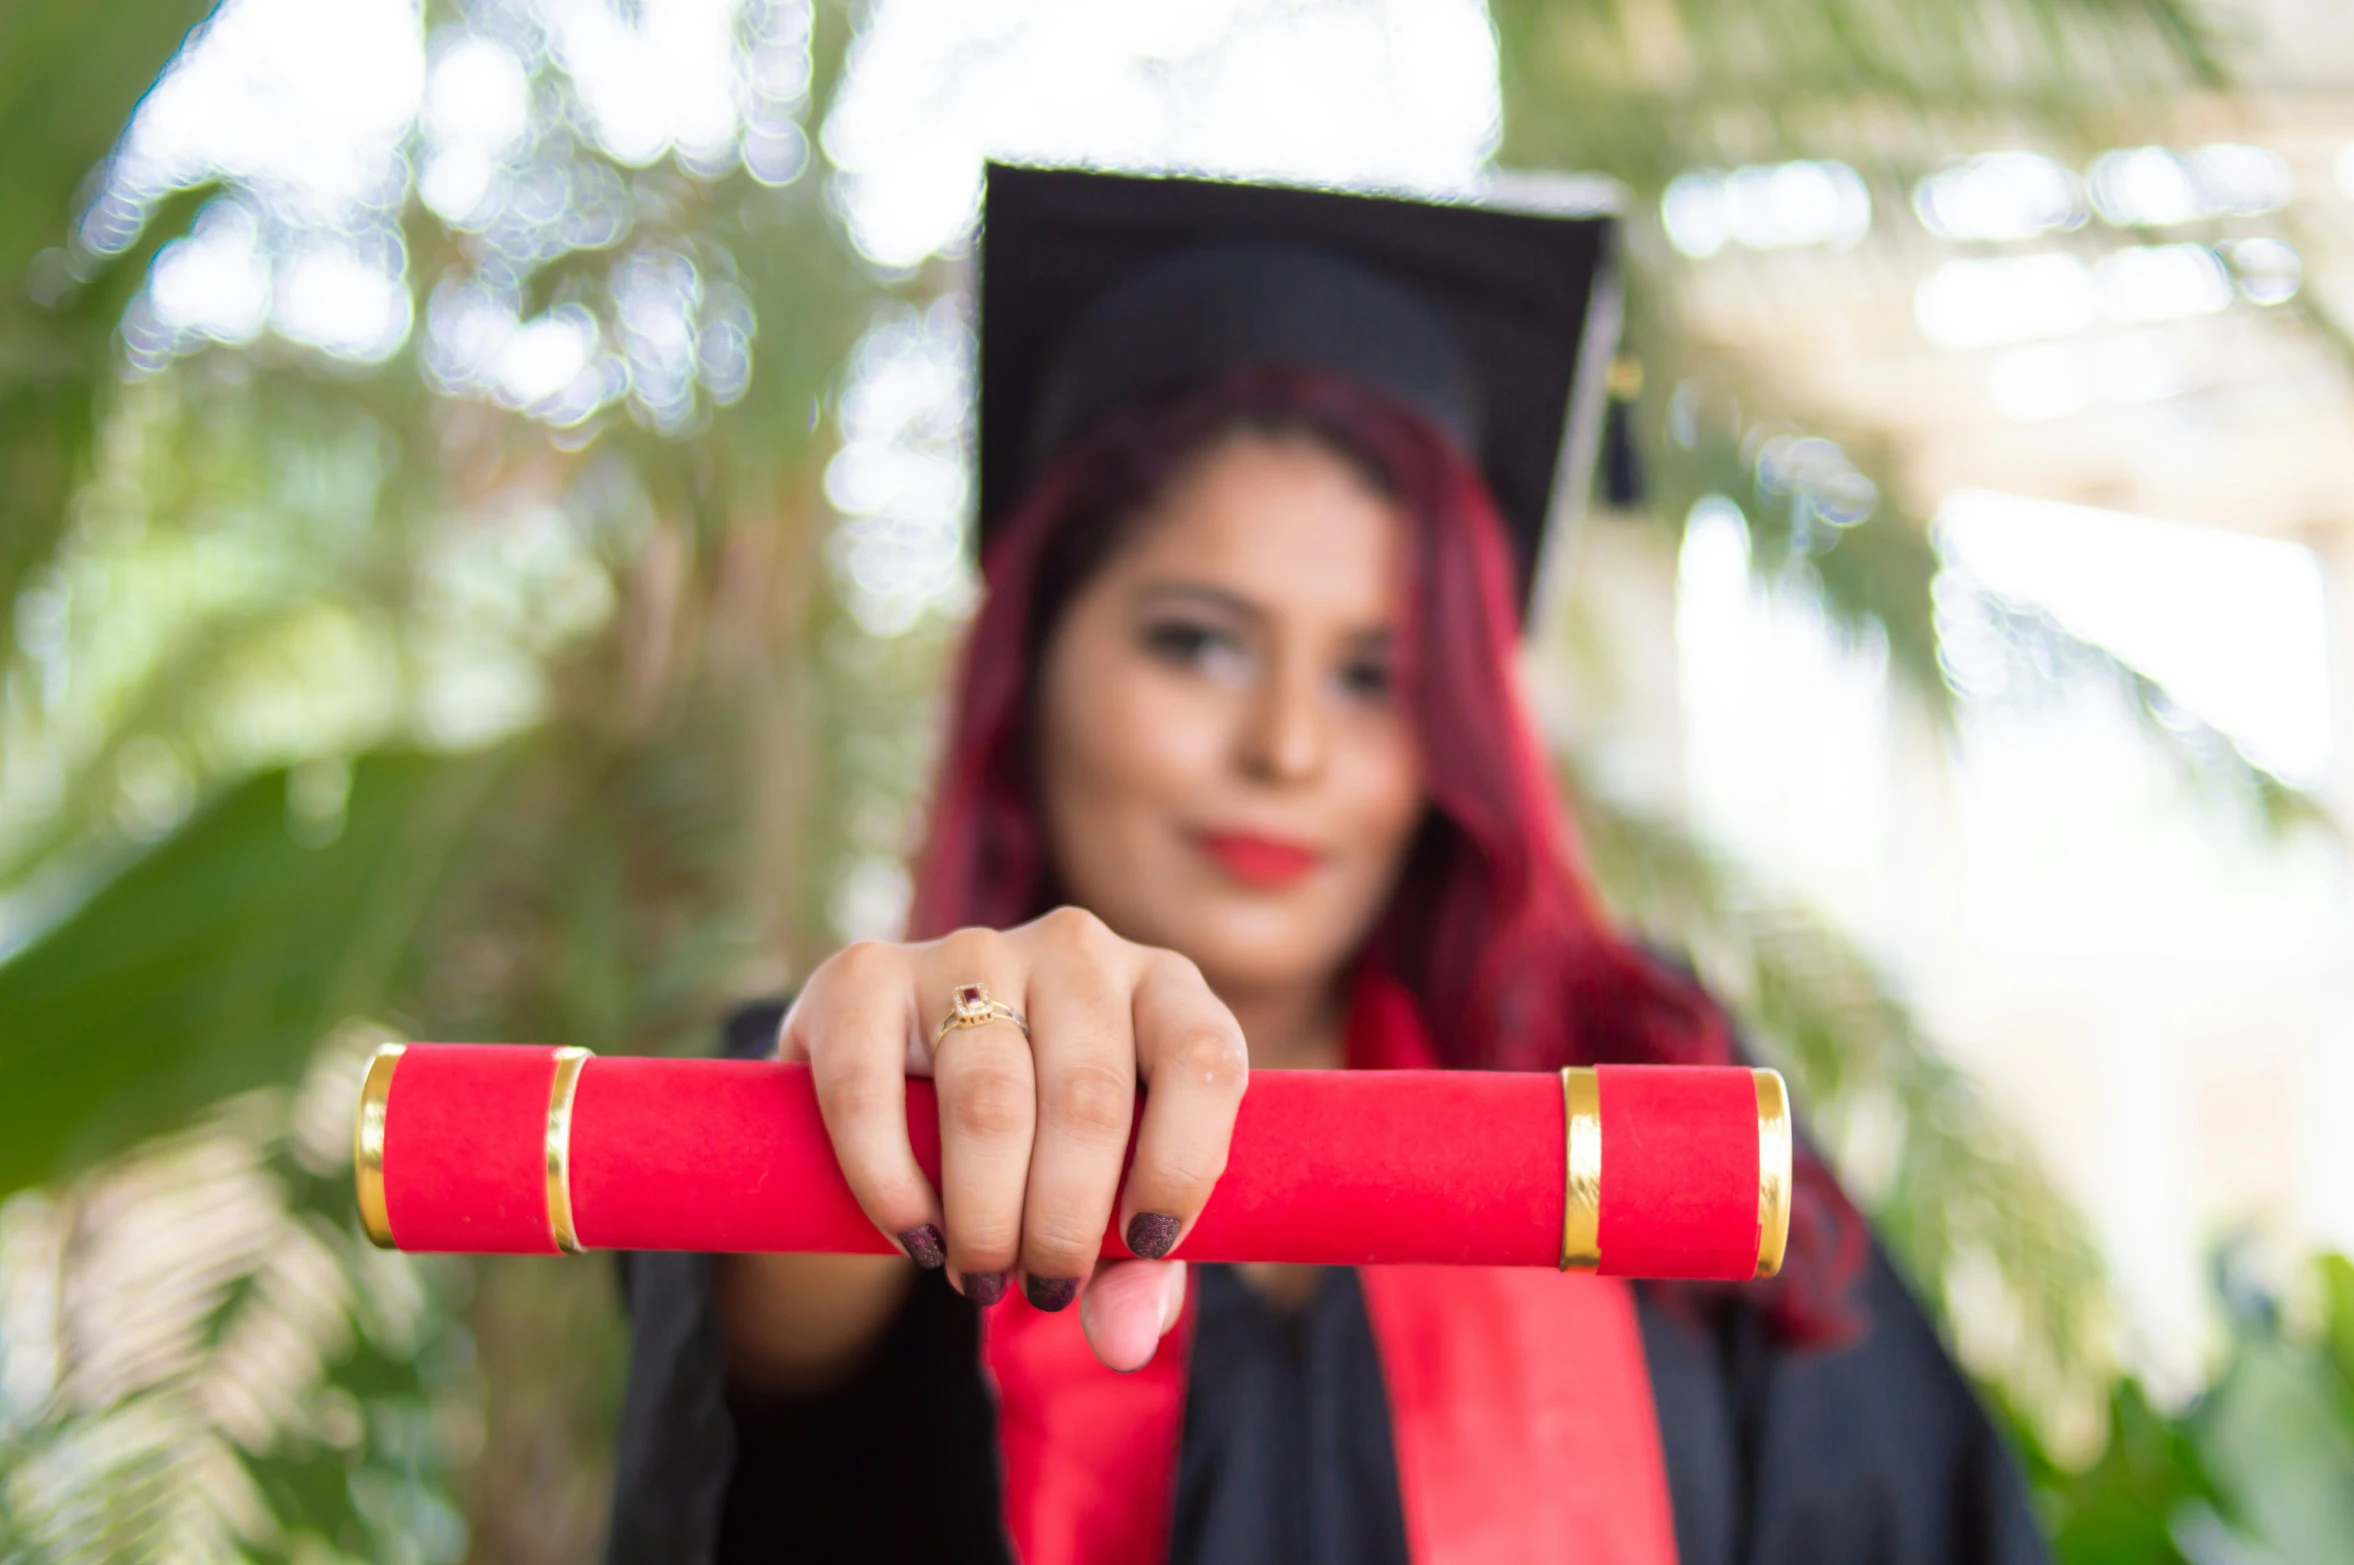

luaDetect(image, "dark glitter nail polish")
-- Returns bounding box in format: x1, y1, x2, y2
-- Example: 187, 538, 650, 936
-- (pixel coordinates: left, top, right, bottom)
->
962, 1271, 1008, 1307
898, 1224, 946, 1269
1025, 1275, 1079, 1313
1126, 1212, 1181, 1260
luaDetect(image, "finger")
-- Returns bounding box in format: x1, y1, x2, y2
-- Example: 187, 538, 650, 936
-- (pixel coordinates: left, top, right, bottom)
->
1119, 952, 1248, 1260
1079, 1259, 1187, 1372
921, 927, 1036, 1304
1015, 908, 1139, 1309
787, 942, 944, 1269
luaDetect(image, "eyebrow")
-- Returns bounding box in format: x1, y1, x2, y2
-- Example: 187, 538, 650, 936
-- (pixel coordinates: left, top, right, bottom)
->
1131, 581, 1264, 624
1131, 579, 1397, 649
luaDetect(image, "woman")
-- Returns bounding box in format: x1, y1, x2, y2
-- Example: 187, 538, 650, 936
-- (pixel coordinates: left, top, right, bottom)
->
607, 167, 2046, 1565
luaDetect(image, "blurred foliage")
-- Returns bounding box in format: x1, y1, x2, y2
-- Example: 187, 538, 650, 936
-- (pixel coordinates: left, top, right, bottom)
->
0, 0, 218, 625
0, 754, 504, 1196
1488, 0, 2225, 193
1500, 0, 2323, 812
0, 0, 2346, 1560
0, 1033, 478, 1564
0, 0, 879, 1554
2023, 1252, 2354, 1564
1568, 761, 2117, 1452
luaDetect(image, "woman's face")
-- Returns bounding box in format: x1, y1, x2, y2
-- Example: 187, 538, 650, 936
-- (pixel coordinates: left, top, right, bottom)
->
1036, 429, 1426, 1003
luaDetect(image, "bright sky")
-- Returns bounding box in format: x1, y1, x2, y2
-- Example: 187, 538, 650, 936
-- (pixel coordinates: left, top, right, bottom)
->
823, 0, 1501, 268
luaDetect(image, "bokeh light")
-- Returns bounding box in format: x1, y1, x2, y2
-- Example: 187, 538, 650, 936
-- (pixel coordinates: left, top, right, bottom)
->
2225, 236, 2303, 306
2087, 143, 2293, 228
1912, 152, 2087, 242
823, 298, 975, 637
1662, 160, 1872, 258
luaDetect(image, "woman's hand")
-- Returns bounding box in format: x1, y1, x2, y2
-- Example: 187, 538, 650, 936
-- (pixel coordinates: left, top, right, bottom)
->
779, 906, 1249, 1371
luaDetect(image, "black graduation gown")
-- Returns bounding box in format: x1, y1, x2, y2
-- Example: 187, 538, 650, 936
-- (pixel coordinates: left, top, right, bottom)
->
603, 1004, 2050, 1565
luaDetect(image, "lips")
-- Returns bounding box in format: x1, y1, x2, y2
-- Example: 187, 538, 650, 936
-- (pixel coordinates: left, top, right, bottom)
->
1194, 831, 1322, 888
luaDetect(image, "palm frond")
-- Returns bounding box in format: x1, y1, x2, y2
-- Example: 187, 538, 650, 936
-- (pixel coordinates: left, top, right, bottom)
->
1940, 578, 2336, 835
0, 753, 507, 1201
1490, 0, 2230, 184
0, 1036, 473, 1565
1614, 323, 2328, 830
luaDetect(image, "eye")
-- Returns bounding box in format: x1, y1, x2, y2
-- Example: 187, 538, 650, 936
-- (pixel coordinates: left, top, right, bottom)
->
1335, 652, 1395, 702
1140, 616, 1252, 682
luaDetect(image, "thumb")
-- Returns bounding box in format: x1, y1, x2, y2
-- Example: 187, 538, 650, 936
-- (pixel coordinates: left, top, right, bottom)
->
1078, 1259, 1187, 1373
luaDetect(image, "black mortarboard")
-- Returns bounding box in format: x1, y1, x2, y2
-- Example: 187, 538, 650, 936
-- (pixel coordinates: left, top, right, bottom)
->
977, 163, 1625, 615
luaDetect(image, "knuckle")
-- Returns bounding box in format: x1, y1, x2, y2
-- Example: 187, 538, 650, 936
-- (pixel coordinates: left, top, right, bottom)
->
1024, 1210, 1106, 1265
1168, 1025, 1249, 1095
1155, 944, 1205, 978
948, 1220, 1021, 1265
1146, 1148, 1227, 1211
1045, 1061, 1133, 1142
943, 1065, 1033, 1142
1035, 904, 1118, 961
823, 939, 903, 990
936, 925, 1007, 969
869, 1171, 932, 1220
816, 1060, 900, 1125
1146, 947, 1211, 994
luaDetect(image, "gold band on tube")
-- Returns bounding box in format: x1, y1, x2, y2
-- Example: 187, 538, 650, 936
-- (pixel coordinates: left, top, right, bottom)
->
1561, 1066, 1602, 1271
545, 1048, 593, 1256
1753, 1068, 1792, 1279
356, 1044, 406, 1250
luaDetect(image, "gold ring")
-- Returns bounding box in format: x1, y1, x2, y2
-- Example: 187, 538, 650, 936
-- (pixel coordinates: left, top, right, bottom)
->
1753, 1068, 1792, 1280
1560, 1066, 1602, 1271
545, 1047, 592, 1256
933, 982, 1029, 1050
355, 1044, 405, 1250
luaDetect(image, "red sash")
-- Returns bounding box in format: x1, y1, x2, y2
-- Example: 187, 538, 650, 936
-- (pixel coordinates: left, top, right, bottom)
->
981, 978, 1682, 1565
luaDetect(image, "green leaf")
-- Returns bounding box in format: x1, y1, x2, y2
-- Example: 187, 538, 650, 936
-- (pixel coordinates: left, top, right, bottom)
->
2323, 1253, 2354, 1401
2039, 1381, 2211, 1565
0, 750, 507, 1200
2195, 1336, 2354, 1564
0, 0, 221, 620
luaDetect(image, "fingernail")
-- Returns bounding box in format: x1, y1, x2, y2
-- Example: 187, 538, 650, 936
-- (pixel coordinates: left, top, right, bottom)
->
1025, 1275, 1079, 1313
962, 1270, 1008, 1306
898, 1224, 946, 1269
1126, 1212, 1181, 1260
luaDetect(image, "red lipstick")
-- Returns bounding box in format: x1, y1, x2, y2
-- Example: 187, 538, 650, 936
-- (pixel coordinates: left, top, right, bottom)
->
1194, 831, 1322, 888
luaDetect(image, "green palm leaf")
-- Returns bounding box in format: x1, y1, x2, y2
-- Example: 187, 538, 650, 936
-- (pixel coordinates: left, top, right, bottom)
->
0, 752, 506, 1201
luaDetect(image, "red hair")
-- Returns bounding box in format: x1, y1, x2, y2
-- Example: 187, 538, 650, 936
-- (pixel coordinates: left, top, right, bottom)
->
911, 368, 1861, 1341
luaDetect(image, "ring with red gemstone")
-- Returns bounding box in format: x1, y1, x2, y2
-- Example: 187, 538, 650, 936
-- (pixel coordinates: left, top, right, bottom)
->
932, 981, 1029, 1051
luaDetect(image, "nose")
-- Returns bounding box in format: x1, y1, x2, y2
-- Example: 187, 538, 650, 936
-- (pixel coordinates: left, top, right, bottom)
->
1239, 644, 1327, 786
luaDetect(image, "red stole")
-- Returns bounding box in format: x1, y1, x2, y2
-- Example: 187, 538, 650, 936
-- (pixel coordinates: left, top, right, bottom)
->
980, 978, 1682, 1565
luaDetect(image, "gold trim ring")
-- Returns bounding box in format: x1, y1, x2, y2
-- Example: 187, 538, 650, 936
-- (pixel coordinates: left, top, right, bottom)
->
1560, 1066, 1602, 1271
1753, 1068, 1792, 1280
932, 982, 1029, 1051
356, 1044, 405, 1250
545, 1047, 593, 1256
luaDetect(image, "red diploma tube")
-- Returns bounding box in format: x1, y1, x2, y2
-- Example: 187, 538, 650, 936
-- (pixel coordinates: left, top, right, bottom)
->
356, 1045, 1791, 1281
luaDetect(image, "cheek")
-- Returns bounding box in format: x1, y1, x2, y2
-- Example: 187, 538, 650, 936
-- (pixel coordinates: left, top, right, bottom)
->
1330, 716, 1426, 866
1045, 651, 1232, 841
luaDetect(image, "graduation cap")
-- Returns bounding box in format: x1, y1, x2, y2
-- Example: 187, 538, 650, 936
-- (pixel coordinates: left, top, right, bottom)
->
977, 163, 1629, 616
